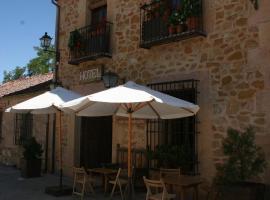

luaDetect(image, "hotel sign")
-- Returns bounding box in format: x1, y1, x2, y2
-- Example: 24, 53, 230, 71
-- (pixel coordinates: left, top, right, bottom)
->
79, 65, 104, 83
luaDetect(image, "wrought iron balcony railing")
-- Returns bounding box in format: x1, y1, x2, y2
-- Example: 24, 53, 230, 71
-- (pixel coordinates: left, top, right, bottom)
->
68, 22, 112, 65
140, 0, 206, 48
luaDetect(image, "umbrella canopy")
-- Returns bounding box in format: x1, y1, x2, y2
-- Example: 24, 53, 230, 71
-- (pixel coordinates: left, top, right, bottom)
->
60, 81, 199, 118
6, 87, 82, 114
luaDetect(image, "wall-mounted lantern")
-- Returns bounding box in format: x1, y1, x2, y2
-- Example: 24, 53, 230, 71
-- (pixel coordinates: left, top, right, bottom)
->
102, 71, 119, 88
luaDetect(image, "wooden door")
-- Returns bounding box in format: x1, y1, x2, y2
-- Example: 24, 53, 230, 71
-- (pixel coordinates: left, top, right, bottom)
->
91, 5, 107, 25
80, 116, 112, 168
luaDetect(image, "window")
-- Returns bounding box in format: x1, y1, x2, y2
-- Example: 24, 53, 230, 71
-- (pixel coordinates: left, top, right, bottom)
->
147, 80, 199, 175
91, 5, 107, 25
14, 113, 33, 145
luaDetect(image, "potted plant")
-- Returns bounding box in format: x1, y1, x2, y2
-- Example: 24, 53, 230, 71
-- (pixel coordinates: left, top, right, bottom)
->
68, 29, 82, 50
182, 0, 201, 30
168, 11, 178, 35
147, 144, 192, 169
21, 137, 43, 178
168, 11, 186, 35
214, 127, 267, 200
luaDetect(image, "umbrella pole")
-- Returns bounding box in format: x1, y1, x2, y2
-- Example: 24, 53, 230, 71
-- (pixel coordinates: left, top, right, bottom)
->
58, 111, 63, 188
44, 110, 72, 196
125, 112, 134, 200
128, 112, 132, 178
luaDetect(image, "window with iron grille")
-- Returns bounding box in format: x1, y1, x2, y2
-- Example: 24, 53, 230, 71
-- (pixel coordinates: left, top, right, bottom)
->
140, 0, 205, 48
147, 80, 199, 175
14, 113, 33, 145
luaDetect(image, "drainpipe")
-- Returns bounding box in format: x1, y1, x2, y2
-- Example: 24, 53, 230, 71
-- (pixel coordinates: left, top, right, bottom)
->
51, 0, 60, 85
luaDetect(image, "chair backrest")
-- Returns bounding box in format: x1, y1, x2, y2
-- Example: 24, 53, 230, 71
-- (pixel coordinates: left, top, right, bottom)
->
114, 168, 122, 181
74, 167, 86, 176
160, 168, 181, 179
143, 176, 168, 199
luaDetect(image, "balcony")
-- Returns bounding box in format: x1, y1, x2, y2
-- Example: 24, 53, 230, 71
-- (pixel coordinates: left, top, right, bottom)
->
68, 22, 112, 65
140, 0, 206, 48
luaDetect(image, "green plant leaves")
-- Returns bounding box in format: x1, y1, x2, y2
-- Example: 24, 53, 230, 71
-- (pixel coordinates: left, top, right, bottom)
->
23, 137, 43, 160
147, 144, 193, 168
215, 127, 267, 184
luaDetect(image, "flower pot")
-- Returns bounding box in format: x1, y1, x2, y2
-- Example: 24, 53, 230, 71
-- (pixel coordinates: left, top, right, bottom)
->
218, 182, 266, 200
176, 24, 184, 34
21, 158, 42, 178
187, 16, 199, 31
168, 25, 175, 35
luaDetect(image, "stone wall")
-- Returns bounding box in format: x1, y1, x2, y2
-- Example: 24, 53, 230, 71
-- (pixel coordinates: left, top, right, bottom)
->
57, 0, 270, 184
0, 92, 54, 172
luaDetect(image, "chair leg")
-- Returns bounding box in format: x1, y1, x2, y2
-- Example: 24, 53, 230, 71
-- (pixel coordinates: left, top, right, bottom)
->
110, 183, 117, 199
119, 183, 124, 200
89, 183, 95, 194
85, 182, 95, 195
73, 175, 77, 194
81, 181, 86, 200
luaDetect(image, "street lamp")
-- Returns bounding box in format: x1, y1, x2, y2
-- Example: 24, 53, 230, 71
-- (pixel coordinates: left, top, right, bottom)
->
102, 71, 119, 88
40, 32, 53, 51
39, 32, 60, 88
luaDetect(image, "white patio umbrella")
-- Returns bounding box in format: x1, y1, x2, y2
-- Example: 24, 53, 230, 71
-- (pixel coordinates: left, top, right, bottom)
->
6, 87, 81, 114
60, 81, 199, 197
6, 87, 81, 190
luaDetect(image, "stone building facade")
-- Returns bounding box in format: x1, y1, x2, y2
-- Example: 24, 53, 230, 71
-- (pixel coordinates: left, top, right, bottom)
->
0, 73, 54, 171
55, 0, 270, 186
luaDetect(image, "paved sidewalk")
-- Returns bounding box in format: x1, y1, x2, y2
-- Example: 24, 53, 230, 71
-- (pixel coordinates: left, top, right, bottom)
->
0, 165, 144, 200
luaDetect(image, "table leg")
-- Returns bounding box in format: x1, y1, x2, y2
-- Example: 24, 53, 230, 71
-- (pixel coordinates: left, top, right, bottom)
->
181, 187, 184, 200
194, 185, 198, 200
104, 175, 108, 193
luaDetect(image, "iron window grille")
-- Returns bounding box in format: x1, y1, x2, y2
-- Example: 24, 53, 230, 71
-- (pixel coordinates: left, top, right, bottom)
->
68, 22, 112, 65
140, 0, 206, 48
14, 113, 33, 145
147, 80, 199, 175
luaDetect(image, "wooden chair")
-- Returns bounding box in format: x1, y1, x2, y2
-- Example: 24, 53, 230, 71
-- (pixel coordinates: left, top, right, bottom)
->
109, 168, 128, 200
73, 167, 95, 200
143, 176, 176, 200
160, 168, 182, 199
160, 168, 181, 179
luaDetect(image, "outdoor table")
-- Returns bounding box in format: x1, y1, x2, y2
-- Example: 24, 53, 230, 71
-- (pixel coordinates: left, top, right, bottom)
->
88, 168, 117, 193
162, 175, 203, 200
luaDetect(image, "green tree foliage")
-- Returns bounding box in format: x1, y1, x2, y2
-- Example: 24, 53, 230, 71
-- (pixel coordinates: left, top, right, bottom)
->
3, 66, 26, 83
215, 127, 267, 184
26, 46, 55, 76
2, 46, 55, 83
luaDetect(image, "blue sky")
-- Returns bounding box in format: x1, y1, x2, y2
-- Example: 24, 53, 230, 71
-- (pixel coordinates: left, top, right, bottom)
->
0, 1, 56, 83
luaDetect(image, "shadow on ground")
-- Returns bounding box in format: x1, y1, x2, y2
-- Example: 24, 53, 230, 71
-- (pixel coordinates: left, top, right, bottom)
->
0, 165, 144, 200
